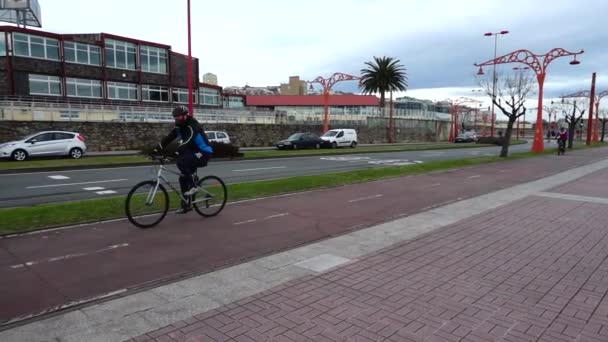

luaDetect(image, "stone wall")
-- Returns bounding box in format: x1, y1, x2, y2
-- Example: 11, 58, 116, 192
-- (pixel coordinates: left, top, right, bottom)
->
0, 119, 449, 151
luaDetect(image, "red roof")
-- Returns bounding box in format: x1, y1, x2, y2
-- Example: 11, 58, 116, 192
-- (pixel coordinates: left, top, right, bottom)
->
245, 95, 378, 106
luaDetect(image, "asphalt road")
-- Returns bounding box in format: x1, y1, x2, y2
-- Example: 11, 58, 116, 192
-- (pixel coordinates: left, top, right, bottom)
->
0, 141, 543, 208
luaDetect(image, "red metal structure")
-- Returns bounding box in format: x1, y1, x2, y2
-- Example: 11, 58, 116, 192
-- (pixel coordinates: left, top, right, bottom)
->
562, 88, 608, 142
445, 97, 482, 142
475, 48, 584, 152
308, 72, 360, 133
186, 0, 194, 116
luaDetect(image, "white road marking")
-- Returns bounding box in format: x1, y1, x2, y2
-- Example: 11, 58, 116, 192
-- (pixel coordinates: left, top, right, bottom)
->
467, 175, 481, 179
48, 175, 69, 180
26, 179, 128, 189
233, 212, 290, 226
232, 166, 286, 172
83, 187, 105, 191
424, 183, 441, 188
9, 243, 129, 269
96, 190, 117, 195
348, 194, 383, 203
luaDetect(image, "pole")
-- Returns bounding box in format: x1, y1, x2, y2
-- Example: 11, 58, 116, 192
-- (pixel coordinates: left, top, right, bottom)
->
587, 72, 596, 145
323, 90, 329, 133
186, 0, 194, 116
593, 101, 600, 142
388, 91, 394, 143
532, 73, 546, 152
490, 34, 498, 138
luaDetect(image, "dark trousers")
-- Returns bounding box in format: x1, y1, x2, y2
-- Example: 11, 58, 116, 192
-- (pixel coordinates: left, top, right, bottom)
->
176, 150, 207, 194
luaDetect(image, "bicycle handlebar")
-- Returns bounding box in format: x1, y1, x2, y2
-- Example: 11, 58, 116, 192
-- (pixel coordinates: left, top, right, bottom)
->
147, 153, 175, 164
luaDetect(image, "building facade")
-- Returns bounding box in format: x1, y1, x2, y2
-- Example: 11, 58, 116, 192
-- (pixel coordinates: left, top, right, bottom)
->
0, 26, 222, 108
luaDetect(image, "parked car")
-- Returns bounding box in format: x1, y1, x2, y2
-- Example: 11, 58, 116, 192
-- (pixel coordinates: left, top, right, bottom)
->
0, 131, 87, 161
321, 128, 358, 148
205, 131, 231, 144
454, 131, 477, 143
276, 133, 324, 150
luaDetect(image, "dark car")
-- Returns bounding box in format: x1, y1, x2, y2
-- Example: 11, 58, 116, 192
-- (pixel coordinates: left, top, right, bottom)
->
276, 133, 324, 150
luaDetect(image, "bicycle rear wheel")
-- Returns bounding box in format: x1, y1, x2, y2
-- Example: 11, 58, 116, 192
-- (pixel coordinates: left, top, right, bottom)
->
193, 175, 227, 217
125, 181, 169, 228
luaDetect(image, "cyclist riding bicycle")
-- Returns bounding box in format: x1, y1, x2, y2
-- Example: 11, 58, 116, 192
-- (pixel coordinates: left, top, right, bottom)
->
557, 126, 568, 153
153, 105, 213, 213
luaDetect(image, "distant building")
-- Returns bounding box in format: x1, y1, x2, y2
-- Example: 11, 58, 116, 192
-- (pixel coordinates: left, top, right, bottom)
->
280, 76, 308, 95
202, 72, 217, 85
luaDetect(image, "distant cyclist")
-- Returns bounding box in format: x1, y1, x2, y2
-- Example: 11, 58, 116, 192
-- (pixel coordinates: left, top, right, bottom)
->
556, 126, 568, 155
153, 106, 213, 213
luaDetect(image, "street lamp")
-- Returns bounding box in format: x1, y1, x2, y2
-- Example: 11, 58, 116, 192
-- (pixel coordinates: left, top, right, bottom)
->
475, 47, 584, 153
308, 72, 360, 133
483, 30, 509, 138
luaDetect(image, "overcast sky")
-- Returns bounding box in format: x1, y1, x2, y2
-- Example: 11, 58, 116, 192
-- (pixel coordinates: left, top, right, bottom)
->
39, 0, 608, 114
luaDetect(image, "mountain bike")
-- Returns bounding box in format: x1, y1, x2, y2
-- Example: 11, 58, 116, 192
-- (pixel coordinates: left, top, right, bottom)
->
557, 139, 566, 155
125, 154, 227, 228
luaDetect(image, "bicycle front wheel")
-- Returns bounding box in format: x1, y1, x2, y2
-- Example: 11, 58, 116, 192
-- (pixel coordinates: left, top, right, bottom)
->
125, 181, 169, 228
193, 175, 227, 217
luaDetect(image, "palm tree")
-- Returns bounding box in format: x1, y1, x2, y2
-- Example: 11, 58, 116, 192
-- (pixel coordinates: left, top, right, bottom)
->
360, 56, 408, 142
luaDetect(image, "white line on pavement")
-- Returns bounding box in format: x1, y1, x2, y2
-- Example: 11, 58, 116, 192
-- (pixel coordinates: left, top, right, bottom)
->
9, 243, 130, 269
48, 175, 70, 180
348, 194, 383, 203
233, 212, 290, 226
26, 179, 128, 189
232, 166, 286, 172
96, 190, 117, 195
83, 187, 105, 191
467, 175, 481, 179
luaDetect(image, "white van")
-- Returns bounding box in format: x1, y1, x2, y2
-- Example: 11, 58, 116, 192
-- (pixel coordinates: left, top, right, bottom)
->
205, 131, 231, 144
321, 128, 358, 148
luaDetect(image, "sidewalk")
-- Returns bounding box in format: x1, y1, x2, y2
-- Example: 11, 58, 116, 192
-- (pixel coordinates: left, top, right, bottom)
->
2, 148, 608, 342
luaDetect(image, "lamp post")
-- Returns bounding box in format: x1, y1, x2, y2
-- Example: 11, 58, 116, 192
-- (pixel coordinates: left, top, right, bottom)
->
308, 72, 360, 133
561, 89, 608, 142
186, 0, 194, 116
475, 47, 584, 153
483, 30, 509, 138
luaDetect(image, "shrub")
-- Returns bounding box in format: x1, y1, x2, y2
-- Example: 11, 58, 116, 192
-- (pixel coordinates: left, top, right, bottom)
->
476, 137, 504, 146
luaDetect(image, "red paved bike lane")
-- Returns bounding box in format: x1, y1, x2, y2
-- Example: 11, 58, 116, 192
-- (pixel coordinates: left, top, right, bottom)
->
1, 148, 607, 328
133, 156, 608, 342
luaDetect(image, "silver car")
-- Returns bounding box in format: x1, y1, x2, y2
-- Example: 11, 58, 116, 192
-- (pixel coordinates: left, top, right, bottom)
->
0, 131, 87, 161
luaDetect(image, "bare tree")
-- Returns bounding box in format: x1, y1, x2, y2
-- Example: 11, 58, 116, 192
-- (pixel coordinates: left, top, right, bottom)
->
559, 100, 587, 149
479, 70, 536, 157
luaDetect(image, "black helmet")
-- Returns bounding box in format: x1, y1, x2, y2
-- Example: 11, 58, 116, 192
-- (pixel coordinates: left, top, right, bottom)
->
172, 105, 189, 117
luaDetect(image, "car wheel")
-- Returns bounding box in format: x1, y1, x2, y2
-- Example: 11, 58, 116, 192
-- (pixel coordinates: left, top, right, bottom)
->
292, 144, 297, 150
11, 149, 28, 161
350, 141, 357, 148
331, 142, 337, 149
69, 147, 83, 159
315, 143, 320, 149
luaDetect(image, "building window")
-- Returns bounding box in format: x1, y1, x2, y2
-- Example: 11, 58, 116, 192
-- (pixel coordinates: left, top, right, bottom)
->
142, 85, 169, 102
201, 87, 220, 106
172, 88, 198, 104
140, 45, 167, 74
64, 42, 101, 66
107, 81, 138, 101
29, 74, 62, 96
104, 39, 136, 70
0, 32, 5, 56
14, 33, 59, 60
67, 78, 102, 98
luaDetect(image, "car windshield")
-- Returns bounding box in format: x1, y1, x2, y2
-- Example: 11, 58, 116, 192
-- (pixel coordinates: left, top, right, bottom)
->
287, 133, 303, 140
21, 133, 39, 141
322, 131, 338, 137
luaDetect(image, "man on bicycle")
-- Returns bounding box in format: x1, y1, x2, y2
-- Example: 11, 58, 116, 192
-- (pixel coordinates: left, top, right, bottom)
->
557, 126, 568, 152
154, 105, 213, 213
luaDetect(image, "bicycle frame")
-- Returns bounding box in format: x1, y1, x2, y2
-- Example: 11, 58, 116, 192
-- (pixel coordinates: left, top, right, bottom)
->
146, 163, 215, 206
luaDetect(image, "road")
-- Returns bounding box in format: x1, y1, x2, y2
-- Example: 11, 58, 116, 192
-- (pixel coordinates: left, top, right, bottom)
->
0, 142, 540, 208
0, 144, 603, 328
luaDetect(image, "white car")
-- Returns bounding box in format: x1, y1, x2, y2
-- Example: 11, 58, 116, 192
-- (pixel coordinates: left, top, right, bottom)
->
321, 128, 358, 148
205, 131, 231, 144
0, 131, 87, 161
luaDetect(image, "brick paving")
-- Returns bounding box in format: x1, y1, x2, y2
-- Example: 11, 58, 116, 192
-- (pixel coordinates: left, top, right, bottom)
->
131, 179, 608, 342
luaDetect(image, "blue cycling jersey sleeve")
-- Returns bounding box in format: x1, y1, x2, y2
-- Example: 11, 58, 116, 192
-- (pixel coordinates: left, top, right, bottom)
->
194, 133, 213, 154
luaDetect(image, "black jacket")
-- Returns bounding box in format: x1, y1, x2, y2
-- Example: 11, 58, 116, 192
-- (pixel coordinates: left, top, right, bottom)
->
160, 117, 213, 154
